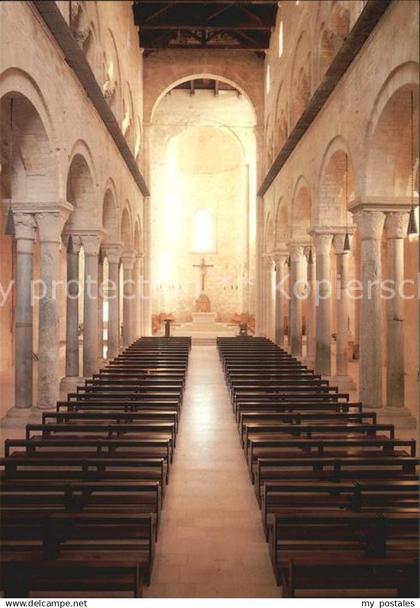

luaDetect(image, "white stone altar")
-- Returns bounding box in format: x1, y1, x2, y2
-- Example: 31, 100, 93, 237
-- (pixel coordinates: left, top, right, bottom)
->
168, 311, 237, 343
192, 312, 217, 327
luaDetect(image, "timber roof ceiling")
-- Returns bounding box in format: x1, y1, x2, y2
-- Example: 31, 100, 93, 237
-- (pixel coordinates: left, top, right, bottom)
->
132, 1, 278, 52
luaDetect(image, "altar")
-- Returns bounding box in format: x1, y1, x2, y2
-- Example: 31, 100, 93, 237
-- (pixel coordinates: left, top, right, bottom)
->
192, 312, 217, 326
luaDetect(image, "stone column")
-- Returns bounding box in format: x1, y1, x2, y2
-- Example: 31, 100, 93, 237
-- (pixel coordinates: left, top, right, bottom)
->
259, 256, 268, 336
134, 253, 144, 340
81, 233, 102, 377
288, 244, 306, 357
121, 251, 135, 347
333, 233, 355, 389
305, 247, 316, 365
103, 244, 122, 360
313, 232, 333, 376
97, 250, 104, 362
385, 212, 408, 408
60, 235, 83, 394
5, 213, 36, 419
35, 207, 71, 410
273, 252, 288, 346
355, 210, 385, 408
265, 256, 275, 340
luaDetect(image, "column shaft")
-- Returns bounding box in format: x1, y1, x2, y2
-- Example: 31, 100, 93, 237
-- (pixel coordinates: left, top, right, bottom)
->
289, 245, 306, 357
306, 253, 316, 364
385, 212, 408, 408
336, 252, 350, 377
314, 234, 333, 376
83, 241, 100, 377
14, 215, 35, 409
65, 245, 80, 378
97, 255, 104, 360
36, 209, 71, 410
274, 255, 287, 346
357, 211, 385, 408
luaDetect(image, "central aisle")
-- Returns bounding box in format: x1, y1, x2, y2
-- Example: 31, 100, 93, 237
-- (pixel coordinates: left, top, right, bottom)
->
145, 344, 279, 598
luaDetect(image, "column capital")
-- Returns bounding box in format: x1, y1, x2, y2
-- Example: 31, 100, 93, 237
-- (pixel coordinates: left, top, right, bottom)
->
13, 212, 37, 241
385, 211, 409, 239
63, 233, 83, 254
272, 249, 288, 268
35, 203, 73, 244
287, 242, 306, 261
103, 242, 123, 264
80, 232, 103, 256
311, 233, 333, 255
354, 209, 385, 240
121, 250, 136, 270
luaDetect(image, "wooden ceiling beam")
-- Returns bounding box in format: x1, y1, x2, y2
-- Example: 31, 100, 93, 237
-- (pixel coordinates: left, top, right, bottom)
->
139, 24, 272, 30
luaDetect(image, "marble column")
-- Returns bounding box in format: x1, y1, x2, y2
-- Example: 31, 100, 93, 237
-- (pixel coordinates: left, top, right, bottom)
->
333, 233, 355, 389
8, 213, 36, 418
288, 244, 306, 357
313, 233, 333, 376
305, 247, 316, 365
97, 250, 104, 361
103, 244, 122, 360
385, 212, 408, 408
81, 233, 102, 377
260, 256, 268, 336
134, 253, 144, 340
355, 210, 385, 408
60, 235, 83, 394
121, 251, 135, 347
273, 252, 288, 346
266, 257, 275, 340
35, 208, 71, 410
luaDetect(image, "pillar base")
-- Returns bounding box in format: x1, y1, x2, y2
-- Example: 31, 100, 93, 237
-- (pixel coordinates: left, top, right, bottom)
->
1, 406, 34, 428
371, 406, 418, 430
60, 376, 85, 399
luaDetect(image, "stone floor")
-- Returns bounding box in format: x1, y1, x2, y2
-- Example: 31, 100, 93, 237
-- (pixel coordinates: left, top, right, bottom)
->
144, 344, 279, 598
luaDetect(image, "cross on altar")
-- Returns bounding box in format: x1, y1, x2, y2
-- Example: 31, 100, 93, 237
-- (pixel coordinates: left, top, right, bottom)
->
193, 257, 214, 292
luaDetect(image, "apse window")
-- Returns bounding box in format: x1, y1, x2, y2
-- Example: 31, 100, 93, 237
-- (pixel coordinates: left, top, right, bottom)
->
192, 209, 216, 253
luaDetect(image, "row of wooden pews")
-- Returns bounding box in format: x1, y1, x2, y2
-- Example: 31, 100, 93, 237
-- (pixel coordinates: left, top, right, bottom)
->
0, 336, 191, 598
217, 336, 419, 598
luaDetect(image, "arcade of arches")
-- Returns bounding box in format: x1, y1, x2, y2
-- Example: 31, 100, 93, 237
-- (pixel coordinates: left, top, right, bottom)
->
0, 0, 418, 600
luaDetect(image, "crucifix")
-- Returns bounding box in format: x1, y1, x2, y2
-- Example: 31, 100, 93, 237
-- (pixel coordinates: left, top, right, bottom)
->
193, 257, 214, 292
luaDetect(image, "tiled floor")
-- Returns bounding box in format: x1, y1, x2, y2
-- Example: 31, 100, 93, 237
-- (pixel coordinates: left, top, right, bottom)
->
144, 344, 279, 598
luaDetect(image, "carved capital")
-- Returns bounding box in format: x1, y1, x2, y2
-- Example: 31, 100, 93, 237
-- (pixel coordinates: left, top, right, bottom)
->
312, 233, 333, 256
35, 208, 71, 244
13, 212, 36, 241
385, 211, 409, 239
80, 233, 102, 256
355, 210, 385, 240
65, 233, 83, 254
103, 243, 123, 265
121, 251, 136, 270
288, 243, 306, 262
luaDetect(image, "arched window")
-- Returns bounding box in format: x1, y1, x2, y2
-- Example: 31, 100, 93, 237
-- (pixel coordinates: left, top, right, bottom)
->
192, 209, 216, 253
278, 21, 284, 58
